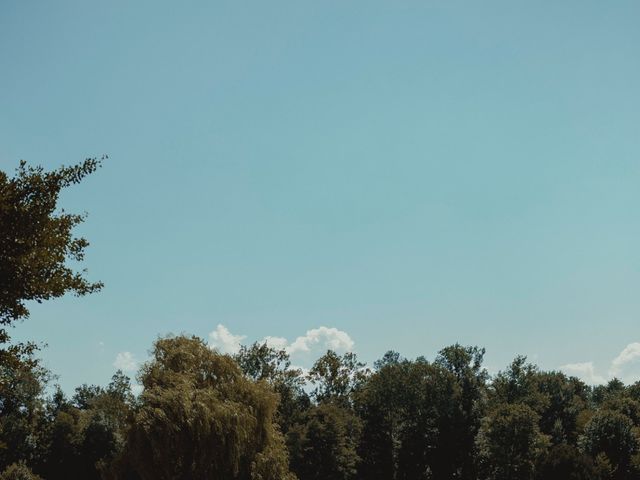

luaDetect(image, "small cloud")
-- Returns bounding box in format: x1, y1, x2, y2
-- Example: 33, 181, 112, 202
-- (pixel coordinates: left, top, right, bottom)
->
286, 327, 354, 355
559, 362, 606, 385
113, 351, 138, 373
208, 324, 246, 354
610, 342, 640, 379
608, 342, 640, 383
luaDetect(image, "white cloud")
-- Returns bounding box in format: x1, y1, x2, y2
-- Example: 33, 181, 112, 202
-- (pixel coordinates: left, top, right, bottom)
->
559, 361, 606, 385
286, 326, 354, 355
208, 324, 246, 354
263, 336, 289, 350
113, 351, 138, 372
208, 324, 355, 360
560, 342, 640, 385
610, 342, 640, 378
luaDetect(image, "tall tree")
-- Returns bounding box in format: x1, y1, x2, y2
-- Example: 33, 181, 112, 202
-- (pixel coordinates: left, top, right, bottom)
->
234, 342, 309, 433
108, 336, 294, 480
433, 344, 488, 479
355, 351, 408, 480
308, 350, 367, 407
288, 403, 362, 480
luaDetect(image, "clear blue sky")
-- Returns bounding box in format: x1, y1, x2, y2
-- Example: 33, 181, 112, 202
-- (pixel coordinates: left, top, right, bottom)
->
2, 1, 639, 392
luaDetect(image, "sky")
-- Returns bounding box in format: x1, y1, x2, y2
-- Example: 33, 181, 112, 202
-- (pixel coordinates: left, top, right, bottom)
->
1, 1, 639, 392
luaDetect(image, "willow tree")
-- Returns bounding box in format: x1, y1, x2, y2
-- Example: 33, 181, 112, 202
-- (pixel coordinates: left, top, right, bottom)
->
108, 336, 294, 480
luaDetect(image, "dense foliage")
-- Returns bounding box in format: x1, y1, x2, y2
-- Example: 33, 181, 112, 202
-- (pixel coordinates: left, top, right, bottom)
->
2, 160, 640, 479
4, 338, 640, 480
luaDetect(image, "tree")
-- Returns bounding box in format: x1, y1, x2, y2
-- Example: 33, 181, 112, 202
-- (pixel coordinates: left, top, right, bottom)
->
0, 341, 49, 470
354, 351, 408, 480
355, 352, 471, 480
535, 371, 589, 445
0, 158, 104, 328
535, 444, 598, 480
491, 356, 547, 413
235, 342, 309, 434
580, 410, 639, 480
433, 344, 488, 480
0, 157, 104, 475
476, 403, 550, 480
308, 350, 367, 406
288, 403, 361, 480
110, 335, 294, 480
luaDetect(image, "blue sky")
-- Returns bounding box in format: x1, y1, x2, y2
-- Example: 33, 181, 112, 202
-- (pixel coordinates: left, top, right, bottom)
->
1, 1, 639, 392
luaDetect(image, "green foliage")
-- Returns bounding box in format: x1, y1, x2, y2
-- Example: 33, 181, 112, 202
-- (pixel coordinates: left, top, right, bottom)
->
235, 342, 309, 433
355, 351, 408, 479
112, 335, 295, 480
491, 356, 547, 412
288, 403, 362, 480
433, 344, 488, 480
0, 340, 48, 469
536, 371, 590, 445
0, 158, 104, 327
354, 346, 487, 480
0, 462, 42, 480
35, 371, 133, 480
6, 331, 640, 480
580, 410, 639, 479
476, 403, 550, 480
308, 350, 367, 406
0, 157, 105, 475
535, 444, 598, 480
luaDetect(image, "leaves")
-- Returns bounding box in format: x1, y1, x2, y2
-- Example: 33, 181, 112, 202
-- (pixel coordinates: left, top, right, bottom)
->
0, 158, 104, 327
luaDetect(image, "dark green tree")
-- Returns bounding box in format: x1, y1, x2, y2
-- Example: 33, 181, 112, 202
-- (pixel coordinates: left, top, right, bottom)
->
580, 410, 639, 480
432, 344, 488, 479
491, 356, 547, 413
288, 403, 361, 480
476, 403, 550, 480
535, 371, 589, 445
535, 444, 598, 480
32, 371, 134, 480
0, 341, 48, 470
355, 351, 407, 480
308, 350, 367, 407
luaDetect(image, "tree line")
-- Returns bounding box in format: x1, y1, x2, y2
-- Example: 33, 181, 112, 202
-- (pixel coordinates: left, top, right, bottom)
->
1, 160, 639, 480
4, 333, 640, 480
